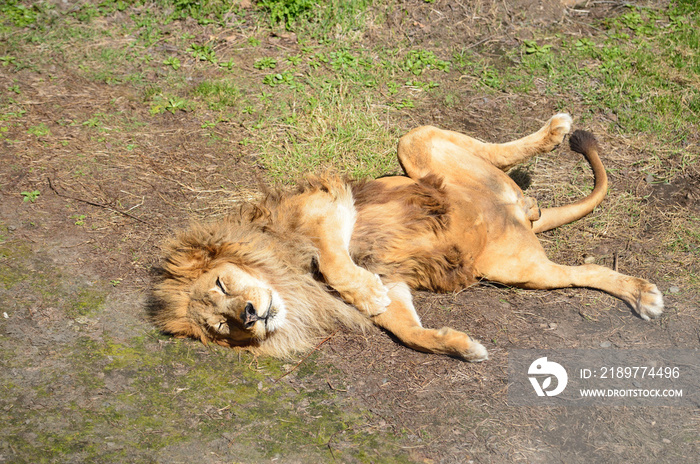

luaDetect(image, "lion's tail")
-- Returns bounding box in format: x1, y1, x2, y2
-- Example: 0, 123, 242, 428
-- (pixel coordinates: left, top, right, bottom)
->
531, 130, 608, 233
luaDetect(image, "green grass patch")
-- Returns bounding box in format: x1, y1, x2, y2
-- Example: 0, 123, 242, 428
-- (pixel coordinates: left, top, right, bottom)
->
257, 90, 403, 181
667, 216, 700, 256
68, 288, 107, 317
193, 79, 242, 110
503, 5, 700, 146
0, 0, 38, 28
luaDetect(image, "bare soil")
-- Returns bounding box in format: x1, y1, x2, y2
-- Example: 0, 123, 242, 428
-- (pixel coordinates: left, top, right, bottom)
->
1, 1, 698, 463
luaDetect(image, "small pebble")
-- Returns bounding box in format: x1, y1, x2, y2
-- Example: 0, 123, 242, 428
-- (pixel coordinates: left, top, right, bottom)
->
583, 255, 596, 264
645, 174, 655, 183
662, 438, 671, 444
669, 286, 680, 294
600, 341, 612, 348
2, 312, 7, 319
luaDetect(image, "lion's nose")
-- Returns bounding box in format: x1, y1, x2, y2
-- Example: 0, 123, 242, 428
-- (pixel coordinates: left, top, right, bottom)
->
242, 302, 258, 328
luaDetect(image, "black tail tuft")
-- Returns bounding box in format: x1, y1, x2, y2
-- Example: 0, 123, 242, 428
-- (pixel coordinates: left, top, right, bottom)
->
569, 130, 599, 155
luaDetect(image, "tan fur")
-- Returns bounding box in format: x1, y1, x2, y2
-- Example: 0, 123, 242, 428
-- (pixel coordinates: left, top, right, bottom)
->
151, 114, 663, 361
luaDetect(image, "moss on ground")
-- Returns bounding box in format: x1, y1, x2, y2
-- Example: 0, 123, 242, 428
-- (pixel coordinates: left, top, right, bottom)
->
2, 333, 413, 463
0, 233, 108, 321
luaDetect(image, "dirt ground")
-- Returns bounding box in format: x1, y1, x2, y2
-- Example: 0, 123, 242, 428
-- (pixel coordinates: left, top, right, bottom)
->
1, 1, 698, 463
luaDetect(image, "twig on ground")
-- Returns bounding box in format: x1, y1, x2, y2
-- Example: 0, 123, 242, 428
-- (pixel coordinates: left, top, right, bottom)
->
47, 177, 156, 227
274, 330, 339, 383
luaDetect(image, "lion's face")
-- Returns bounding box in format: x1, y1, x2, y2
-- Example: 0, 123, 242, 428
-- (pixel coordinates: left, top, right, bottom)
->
188, 263, 287, 345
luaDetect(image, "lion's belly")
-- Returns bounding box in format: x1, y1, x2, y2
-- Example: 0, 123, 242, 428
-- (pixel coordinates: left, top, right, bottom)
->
349, 177, 484, 292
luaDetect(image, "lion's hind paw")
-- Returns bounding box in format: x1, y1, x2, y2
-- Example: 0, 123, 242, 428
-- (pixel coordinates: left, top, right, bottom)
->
462, 339, 488, 363
637, 283, 664, 321
550, 113, 573, 138
541, 113, 573, 152
524, 196, 541, 222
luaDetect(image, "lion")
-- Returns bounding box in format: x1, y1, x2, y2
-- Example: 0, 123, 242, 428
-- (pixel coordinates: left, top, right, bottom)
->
150, 114, 663, 361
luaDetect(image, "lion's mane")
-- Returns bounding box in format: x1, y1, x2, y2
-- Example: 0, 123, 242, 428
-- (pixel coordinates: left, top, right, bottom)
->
150, 199, 373, 358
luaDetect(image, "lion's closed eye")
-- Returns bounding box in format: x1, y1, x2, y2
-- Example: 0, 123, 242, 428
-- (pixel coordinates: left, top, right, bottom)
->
206, 316, 230, 335
215, 277, 228, 295
216, 321, 230, 335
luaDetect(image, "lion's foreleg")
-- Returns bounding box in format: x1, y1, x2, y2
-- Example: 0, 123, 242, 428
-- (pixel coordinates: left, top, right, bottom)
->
372, 282, 488, 362
315, 238, 390, 317
291, 185, 389, 316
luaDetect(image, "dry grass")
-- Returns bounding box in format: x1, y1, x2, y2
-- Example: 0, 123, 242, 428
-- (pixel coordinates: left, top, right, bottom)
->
1, 1, 698, 463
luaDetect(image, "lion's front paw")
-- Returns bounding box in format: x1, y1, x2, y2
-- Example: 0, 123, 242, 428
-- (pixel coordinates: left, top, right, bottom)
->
343, 272, 391, 317
436, 327, 489, 362
637, 283, 664, 321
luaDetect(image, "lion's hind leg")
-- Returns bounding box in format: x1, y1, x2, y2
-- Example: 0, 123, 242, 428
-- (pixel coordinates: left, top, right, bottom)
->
475, 240, 664, 320
397, 113, 572, 180
372, 282, 488, 362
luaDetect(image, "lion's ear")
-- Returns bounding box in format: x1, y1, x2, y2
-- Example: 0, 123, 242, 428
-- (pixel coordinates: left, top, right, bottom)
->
165, 248, 212, 279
